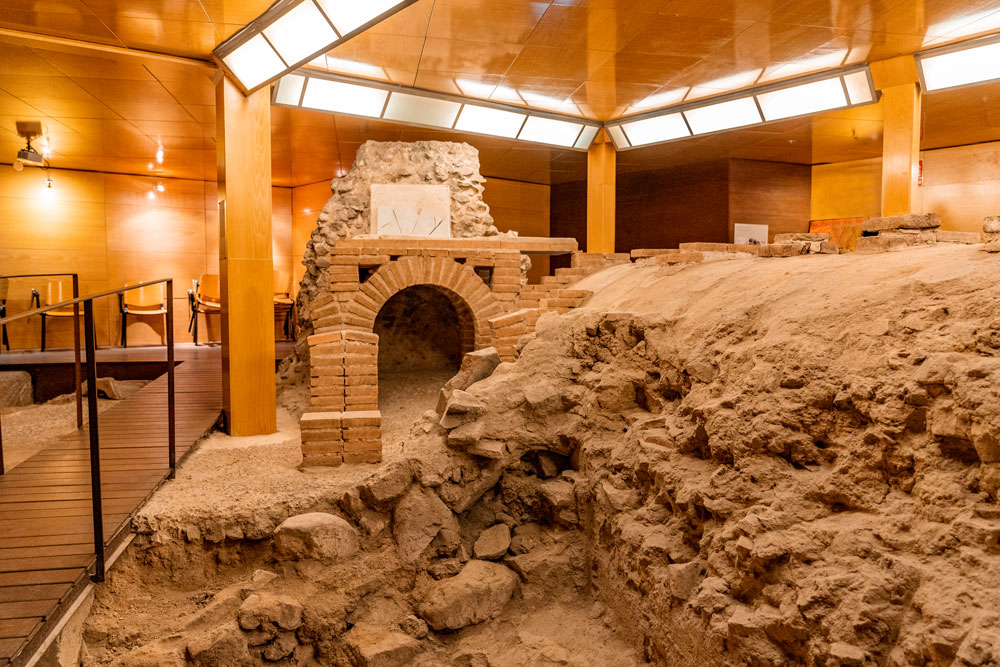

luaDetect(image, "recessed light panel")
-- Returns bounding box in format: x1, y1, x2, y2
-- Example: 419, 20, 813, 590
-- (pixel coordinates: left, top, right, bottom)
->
620, 113, 689, 146
606, 124, 630, 149
301, 78, 389, 117
843, 71, 874, 105
263, 1, 337, 67
756, 77, 847, 121
684, 97, 761, 134
316, 0, 404, 36
383, 92, 462, 128
454, 105, 526, 138
274, 74, 306, 106
574, 125, 599, 150
517, 116, 584, 147
919, 41, 1000, 91
222, 34, 285, 91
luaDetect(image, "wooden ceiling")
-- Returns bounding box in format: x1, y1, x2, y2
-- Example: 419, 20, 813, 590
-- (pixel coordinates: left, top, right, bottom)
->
1, 0, 1000, 187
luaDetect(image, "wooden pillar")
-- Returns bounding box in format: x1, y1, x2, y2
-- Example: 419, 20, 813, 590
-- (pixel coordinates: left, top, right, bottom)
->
587, 130, 616, 254
216, 76, 277, 436
872, 56, 922, 217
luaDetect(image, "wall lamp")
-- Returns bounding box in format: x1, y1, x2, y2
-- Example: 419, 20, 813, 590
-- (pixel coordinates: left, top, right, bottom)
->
213, 0, 419, 94
604, 65, 878, 150
272, 70, 603, 150
916, 32, 1000, 92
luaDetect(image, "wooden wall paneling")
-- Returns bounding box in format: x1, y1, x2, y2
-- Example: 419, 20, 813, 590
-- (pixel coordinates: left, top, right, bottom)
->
811, 157, 883, 221
483, 177, 551, 282
291, 181, 331, 296
216, 76, 276, 437
548, 179, 587, 272
615, 161, 731, 253
921, 141, 1000, 234
728, 159, 812, 241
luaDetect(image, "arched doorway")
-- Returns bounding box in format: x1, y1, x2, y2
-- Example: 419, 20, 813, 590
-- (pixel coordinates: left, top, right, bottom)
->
374, 284, 474, 451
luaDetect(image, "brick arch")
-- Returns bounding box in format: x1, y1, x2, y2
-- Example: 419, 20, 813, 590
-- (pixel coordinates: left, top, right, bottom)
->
350, 256, 502, 352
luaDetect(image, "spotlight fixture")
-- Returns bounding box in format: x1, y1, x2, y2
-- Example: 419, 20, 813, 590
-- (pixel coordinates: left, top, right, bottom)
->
155, 145, 164, 164
213, 0, 419, 94
272, 70, 601, 150
916, 32, 1000, 92
12, 120, 46, 171
45, 177, 53, 189
155, 181, 165, 192
605, 65, 877, 150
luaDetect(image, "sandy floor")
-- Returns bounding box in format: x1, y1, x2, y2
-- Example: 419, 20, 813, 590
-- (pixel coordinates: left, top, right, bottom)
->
379, 369, 455, 456
0, 381, 147, 471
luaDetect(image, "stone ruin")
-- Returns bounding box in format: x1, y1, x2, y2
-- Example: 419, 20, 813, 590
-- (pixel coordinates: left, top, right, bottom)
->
295, 141, 502, 336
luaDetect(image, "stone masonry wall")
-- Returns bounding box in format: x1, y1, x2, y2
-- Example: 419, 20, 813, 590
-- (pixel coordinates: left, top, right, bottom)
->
296, 141, 501, 336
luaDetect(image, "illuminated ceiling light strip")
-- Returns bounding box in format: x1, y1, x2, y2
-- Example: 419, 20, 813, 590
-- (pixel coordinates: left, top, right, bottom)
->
606, 65, 877, 150
916, 33, 1000, 92
214, 0, 419, 94
272, 70, 602, 150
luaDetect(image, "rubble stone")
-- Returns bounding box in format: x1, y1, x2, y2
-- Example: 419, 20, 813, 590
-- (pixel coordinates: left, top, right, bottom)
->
862, 212, 941, 232
344, 622, 421, 667
437, 347, 502, 413
0, 371, 32, 407
237, 594, 303, 631
773, 232, 830, 243
758, 243, 808, 258
984, 215, 1000, 252
473, 524, 511, 560
272, 513, 359, 561
417, 560, 519, 630
393, 486, 457, 563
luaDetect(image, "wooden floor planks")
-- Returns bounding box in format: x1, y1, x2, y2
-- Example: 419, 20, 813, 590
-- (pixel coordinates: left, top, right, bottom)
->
0, 355, 222, 667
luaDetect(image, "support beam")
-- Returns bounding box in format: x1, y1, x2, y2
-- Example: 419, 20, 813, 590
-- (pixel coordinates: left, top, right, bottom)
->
871, 56, 922, 217
216, 76, 277, 437
587, 130, 616, 254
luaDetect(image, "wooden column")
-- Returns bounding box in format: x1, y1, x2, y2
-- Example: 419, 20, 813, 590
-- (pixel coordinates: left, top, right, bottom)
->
216, 76, 277, 436
872, 56, 922, 216
587, 130, 616, 253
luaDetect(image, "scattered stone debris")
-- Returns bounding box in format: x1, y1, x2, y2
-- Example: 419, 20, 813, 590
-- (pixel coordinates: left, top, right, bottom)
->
984, 215, 1000, 252
857, 212, 982, 253
0, 370, 32, 407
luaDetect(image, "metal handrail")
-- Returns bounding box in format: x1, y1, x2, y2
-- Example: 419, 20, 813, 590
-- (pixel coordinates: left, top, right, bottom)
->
0, 273, 84, 435
0, 278, 175, 583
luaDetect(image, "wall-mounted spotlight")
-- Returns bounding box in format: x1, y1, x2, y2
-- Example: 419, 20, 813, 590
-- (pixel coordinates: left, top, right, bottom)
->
272, 70, 601, 150
604, 65, 878, 150
155, 181, 165, 192
213, 0, 419, 94
45, 177, 53, 189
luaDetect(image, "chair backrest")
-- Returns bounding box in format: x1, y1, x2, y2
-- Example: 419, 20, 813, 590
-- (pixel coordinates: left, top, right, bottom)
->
45, 278, 73, 306
0, 278, 8, 302
124, 281, 165, 308
198, 274, 221, 301
273, 270, 291, 296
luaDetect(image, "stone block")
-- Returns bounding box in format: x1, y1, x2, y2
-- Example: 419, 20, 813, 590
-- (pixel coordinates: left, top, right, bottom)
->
854, 232, 936, 254
862, 212, 941, 232
758, 243, 808, 257
0, 371, 33, 408
773, 232, 830, 243
935, 230, 982, 244
654, 252, 704, 265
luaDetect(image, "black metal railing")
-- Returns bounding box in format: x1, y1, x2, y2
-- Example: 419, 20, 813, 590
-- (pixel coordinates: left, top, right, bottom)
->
0, 279, 175, 582
0, 273, 84, 440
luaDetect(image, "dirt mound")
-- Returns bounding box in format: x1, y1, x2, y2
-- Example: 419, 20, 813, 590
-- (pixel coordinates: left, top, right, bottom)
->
86, 244, 1000, 666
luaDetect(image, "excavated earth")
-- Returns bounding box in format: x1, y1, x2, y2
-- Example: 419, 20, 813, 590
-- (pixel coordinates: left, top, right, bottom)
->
84, 243, 1000, 667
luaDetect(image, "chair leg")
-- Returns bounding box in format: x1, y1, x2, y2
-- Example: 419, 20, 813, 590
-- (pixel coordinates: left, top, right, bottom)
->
40, 314, 46, 352
121, 313, 128, 348
2, 324, 8, 351
193, 312, 199, 346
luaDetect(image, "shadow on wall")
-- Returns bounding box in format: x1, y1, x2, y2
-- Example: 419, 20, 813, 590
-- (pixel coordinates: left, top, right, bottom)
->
373, 285, 463, 375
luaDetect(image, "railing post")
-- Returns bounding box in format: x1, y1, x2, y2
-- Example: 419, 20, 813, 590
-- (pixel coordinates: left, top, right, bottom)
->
84, 299, 105, 583
73, 274, 83, 429
166, 280, 176, 479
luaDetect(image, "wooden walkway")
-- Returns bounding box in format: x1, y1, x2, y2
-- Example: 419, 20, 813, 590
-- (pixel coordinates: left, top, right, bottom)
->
0, 357, 222, 666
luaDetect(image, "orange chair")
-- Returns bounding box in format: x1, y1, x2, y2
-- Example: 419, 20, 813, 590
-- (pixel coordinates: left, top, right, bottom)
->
118, 282, 167, 348
39, 278, 77, 351
187, 274, 220, 345
273, 270, 295, 340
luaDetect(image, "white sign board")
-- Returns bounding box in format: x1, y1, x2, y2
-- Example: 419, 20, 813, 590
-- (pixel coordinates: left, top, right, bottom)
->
734, 223, 769, 245
371, 184, 451, 237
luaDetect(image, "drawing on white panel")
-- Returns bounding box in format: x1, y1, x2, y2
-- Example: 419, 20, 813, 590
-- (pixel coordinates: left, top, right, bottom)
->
371, 184, 451, 238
